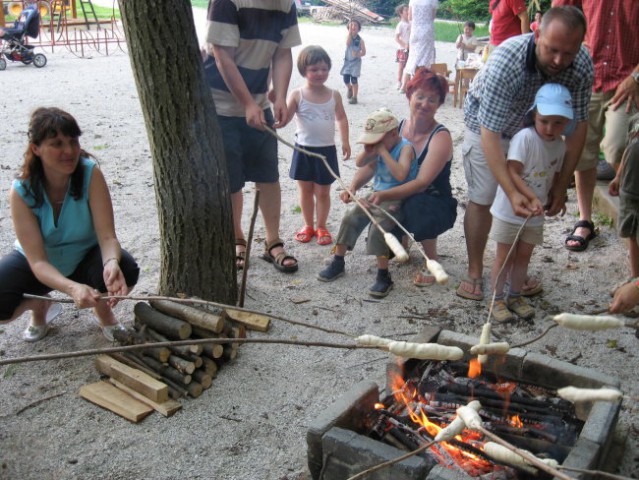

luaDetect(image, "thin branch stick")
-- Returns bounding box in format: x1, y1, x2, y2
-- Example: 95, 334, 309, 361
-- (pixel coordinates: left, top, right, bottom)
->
0, 337, 378, 367
23, 293, 355, 338
239, 188, 260, 307
478, 425, 573, 480
510, 323, 557, 349
347, 440, 436, 480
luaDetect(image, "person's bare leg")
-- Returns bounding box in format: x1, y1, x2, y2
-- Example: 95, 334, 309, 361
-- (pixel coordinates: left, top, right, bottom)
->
421, 238, 437, 260
464, 201, 492, 280
231, 190, 247, 266
315, 184, 331, 230
509, 242, 535, 294
352, 83, 359, 99
569, 167, 597, 247
257, 182, 296, 268
490, 242, 511, 297
297, 180, 316, 231
628, 236, 639, 278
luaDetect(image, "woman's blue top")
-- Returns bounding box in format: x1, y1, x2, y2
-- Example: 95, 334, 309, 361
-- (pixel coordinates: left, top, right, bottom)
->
14, 157, 98, 276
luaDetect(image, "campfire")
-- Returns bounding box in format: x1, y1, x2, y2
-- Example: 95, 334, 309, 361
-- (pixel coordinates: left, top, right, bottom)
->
307, 328, 622, 480
368, 357, 582, 478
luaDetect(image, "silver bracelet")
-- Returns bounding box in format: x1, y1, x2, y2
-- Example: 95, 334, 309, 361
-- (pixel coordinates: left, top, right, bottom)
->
103, 257, 119, 268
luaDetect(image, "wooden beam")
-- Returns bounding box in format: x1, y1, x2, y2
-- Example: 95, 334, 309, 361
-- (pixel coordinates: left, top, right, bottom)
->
95, 355, 169, 403
224, 308, 270, 332
79, 381, 153, 423
109, 379, 182, 417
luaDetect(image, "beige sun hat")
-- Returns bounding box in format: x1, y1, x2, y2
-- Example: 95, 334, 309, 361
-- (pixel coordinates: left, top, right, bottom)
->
357, 108, 399, 145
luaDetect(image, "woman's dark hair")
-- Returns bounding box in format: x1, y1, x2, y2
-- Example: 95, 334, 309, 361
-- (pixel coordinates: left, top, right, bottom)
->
464, 21, 476, 30
347, 19, 361, 30
296, 45, 332, 76
395, 4, 408, 16
405, 67, 448, 105
18, 107, 90, 207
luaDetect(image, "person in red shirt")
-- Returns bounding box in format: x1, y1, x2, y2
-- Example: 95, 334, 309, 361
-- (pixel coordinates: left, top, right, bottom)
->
489, 0, 530, 51
530, 11, 542, 33
553, 0, 639, 252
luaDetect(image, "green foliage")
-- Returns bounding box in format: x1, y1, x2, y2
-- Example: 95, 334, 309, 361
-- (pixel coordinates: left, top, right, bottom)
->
439, 0, 490, 22
292, 205, 302, 214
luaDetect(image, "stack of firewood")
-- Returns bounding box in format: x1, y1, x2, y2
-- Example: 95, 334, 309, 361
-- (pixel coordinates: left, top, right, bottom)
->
79, 300, 270, 422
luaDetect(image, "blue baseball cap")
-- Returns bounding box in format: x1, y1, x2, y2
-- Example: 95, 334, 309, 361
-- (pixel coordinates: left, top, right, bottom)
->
526, 83, 575, 135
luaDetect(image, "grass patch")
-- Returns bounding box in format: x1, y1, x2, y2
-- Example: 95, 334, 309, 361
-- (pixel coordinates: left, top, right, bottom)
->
191, 0, 208, 8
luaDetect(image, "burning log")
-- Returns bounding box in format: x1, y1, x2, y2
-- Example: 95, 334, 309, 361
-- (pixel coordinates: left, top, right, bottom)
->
150, 299, 224, 334
134, 302, 192, 339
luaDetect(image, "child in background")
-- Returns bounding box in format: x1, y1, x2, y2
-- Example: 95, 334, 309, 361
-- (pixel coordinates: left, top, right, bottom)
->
340, 19, 366, 105
394, 4, 410, 91
489, 84, 574, 323
530, 11, 542, 33
455, 21, 478, 64
287, 45, 351, 246
317, 109, 416, 298
609, 114, 639, 278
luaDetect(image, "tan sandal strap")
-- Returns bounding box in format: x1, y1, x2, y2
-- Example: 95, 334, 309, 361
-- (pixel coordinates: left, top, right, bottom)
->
265, 237, 284, 253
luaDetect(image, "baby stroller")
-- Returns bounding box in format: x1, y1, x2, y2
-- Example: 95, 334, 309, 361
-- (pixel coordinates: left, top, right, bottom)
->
0, 4, 47, 70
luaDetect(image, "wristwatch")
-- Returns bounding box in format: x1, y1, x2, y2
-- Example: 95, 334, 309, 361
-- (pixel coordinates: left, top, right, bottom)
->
632, 71, 639, 84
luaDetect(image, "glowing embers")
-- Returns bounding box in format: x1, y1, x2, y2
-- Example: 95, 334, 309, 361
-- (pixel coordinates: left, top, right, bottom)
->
368, 360, 583, 478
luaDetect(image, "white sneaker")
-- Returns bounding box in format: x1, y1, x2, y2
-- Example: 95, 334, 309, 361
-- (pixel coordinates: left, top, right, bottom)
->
91, 315, 126, 342
22, 303, 63, 343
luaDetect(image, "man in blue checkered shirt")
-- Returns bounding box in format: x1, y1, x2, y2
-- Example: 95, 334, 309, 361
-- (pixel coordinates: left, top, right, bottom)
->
457, 6, 593, 301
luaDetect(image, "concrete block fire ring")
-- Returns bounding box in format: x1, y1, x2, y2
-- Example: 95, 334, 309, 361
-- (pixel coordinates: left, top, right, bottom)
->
306, 328, 622, 480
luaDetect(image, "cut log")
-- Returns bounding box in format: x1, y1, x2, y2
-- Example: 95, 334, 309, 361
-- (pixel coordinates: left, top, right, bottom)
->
95, 355, 168, 403
134, 302, 192, 339
110, 379, 182, 417
79, 381, 153, 423
186, 381, 203, 398
200, 356, 218, 377
168, 355, 195, 375
224, 308, 270, 332
202, 343, 224, 359
125, 352, 187, 399
192, 369, 212, 389
145, 327, 202, 355
150, 299, 224, 333
222, 342, 238, 361
141, 345, 171, 363
140, 355, 192, 385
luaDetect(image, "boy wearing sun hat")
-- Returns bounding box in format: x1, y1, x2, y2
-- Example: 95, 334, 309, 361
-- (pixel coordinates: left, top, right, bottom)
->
318, 108, 416, 298
489, 83, 574, 323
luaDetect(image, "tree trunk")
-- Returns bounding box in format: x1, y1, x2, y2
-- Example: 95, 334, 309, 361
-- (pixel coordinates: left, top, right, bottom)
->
119, 0, 237, 304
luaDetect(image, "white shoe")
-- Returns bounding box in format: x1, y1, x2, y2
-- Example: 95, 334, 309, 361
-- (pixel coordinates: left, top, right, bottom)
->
91, 315, 126, 342
22, 303, 63, 343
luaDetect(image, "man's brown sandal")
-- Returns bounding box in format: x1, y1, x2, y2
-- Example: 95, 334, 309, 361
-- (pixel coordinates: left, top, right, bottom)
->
260, 238, 298, 273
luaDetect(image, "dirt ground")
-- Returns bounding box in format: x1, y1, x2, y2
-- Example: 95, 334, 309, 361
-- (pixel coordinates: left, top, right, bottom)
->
0, 8, 637, 480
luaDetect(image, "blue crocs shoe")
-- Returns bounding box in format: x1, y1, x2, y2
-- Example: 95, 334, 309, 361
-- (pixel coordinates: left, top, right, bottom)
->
369, 270, 393, 298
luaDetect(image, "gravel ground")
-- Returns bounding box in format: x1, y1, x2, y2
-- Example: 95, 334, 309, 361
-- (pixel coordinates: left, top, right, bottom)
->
0, 8, 637, 480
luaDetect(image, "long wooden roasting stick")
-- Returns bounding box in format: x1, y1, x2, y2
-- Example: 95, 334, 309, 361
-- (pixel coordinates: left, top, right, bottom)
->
239, 188, 259, 307
23, 293, 354, 338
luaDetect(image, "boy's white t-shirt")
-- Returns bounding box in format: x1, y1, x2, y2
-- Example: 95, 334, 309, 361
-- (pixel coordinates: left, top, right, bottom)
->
491, 126, 565, 227
395, 20, 411, 47
456, 33, 478, 60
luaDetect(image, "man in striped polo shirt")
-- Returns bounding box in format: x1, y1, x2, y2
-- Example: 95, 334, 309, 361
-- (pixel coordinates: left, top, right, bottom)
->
205, 0, 302, 273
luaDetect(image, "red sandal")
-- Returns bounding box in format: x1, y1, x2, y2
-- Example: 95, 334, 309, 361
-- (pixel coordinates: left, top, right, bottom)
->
294, 225, 314, 243
315, 227, 333, 246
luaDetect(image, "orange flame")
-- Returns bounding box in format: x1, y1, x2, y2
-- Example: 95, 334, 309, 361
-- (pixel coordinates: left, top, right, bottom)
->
374, 403, 385, 410
467, 358, 481, 378
510, 415, 524, 428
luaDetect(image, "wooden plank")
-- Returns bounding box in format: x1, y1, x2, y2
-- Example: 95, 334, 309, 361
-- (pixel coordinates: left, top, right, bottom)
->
224, 308, 270, 332
109, 379, 182, 417
95, 355, 169, 403
79, 381, 154, 423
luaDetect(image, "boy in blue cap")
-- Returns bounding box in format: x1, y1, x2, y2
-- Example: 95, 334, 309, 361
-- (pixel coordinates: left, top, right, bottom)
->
488, 83, 574, 323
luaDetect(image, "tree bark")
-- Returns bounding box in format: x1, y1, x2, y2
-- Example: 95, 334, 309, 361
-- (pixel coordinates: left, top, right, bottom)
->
119, 0, 237, 304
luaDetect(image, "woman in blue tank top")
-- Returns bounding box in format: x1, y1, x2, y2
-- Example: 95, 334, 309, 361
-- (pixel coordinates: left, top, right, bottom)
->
0, 107, 139, 342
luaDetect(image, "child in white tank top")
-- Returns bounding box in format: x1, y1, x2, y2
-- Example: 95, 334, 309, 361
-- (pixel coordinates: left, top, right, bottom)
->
286, 45, 351, 246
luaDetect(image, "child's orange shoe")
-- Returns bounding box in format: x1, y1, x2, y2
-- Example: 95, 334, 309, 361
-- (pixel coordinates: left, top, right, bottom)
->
294, 225, 315, 243
315, 227, 333, 246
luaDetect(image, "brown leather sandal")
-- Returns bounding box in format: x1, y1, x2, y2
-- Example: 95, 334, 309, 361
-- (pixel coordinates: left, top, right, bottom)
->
236, 238, 247, 270
259, 238, 298, 273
